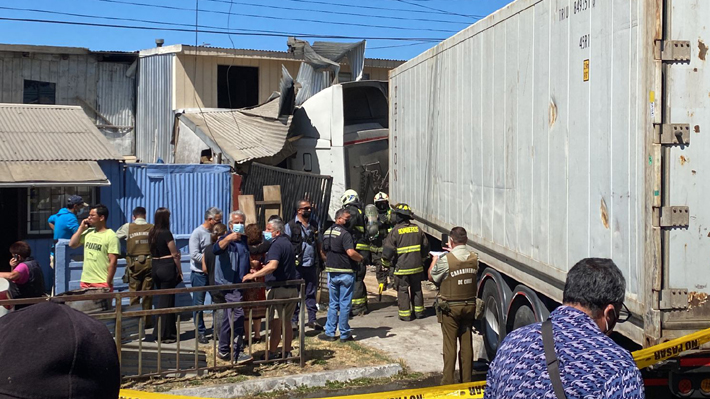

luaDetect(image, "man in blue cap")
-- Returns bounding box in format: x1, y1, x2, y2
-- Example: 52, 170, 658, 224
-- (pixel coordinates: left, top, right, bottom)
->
48, 195, 87, 267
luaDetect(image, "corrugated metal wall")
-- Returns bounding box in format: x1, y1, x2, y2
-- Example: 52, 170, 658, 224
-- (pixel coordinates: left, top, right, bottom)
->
101, 162, 232, 235
97, 63, 136, 156
136, 54, 174, 163
0, 51, 98, 106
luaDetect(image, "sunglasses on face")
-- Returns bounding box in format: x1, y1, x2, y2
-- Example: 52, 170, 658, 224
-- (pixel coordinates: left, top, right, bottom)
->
615, 303, 631, 324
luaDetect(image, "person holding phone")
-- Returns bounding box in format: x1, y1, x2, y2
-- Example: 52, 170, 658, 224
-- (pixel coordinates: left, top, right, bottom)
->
68, 204, 120, 292
0, 241, 46, 310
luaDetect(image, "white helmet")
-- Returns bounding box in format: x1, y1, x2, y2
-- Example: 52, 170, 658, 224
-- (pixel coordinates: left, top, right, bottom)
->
340, 189, 359, 206
374, 192, 389, 203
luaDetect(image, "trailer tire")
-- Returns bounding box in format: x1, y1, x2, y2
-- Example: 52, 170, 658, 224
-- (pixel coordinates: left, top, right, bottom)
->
481, 279, 505, 358
505, 285, 550, 334
510, 302, 536, 331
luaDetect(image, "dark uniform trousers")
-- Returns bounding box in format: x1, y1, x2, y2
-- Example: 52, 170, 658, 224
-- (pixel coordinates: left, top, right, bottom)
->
394, 273, 425, 319
347, 205, 370, 317
372, 211, 394, 286
128, 258, 153, 306
440, 301, 476, 385
125, 222, 154, 328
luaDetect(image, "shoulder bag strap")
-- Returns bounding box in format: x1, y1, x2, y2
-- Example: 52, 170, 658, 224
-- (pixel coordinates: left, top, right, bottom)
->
542, 319, 568, 399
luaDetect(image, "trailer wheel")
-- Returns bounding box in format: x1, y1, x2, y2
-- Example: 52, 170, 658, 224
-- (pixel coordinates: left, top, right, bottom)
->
510, 302, 536, 331
481, 279, 504, 358
505, 285, 550, 334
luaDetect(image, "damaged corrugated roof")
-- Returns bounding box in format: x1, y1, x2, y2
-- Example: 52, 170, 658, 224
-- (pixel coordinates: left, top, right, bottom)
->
0, 104, 123, 162
177, 96, 294, 166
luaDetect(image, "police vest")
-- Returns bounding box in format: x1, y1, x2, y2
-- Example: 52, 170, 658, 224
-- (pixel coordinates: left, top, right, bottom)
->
127, 223, 153, 256
439, 251, 478, 302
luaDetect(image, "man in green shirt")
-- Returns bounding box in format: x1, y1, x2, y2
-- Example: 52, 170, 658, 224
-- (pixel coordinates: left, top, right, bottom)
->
69, 204, 120, 291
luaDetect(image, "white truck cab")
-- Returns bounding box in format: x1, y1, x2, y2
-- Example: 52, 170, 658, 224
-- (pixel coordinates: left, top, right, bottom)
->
289, 81, 389, 219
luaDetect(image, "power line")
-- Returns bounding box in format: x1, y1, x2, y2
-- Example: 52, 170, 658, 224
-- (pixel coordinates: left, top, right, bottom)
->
93, 0, 459, 34
391, 0, 482, 19
0, 5, 288, 36
200, 0, 472, 26
0, 16, 445, 42
369, 41, 431, 49
286, 0, 475, 19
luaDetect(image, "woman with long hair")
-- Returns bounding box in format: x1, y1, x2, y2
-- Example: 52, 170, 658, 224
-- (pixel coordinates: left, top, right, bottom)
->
149, 207, 182, 343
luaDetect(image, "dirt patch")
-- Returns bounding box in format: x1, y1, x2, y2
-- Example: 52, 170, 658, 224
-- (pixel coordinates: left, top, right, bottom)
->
122, 336, 396, 393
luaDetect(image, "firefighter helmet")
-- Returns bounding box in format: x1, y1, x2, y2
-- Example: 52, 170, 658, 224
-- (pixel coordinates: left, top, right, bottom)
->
340, 189, 360, 206
394, 203, 413, 217
374, 192, 389, 203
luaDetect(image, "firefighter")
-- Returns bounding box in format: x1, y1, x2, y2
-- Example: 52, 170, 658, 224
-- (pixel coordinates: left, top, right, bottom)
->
341, 189, 371, 317
370, 192, 395, 296
383, 203, 430, 321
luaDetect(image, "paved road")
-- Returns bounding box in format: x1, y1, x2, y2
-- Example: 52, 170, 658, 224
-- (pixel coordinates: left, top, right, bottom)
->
333, 272, 484, 375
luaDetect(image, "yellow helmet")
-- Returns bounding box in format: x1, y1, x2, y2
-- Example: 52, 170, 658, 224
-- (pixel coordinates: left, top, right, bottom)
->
374, 192, 389, 203
394, 203, 413, 217
340, 189, 359, 206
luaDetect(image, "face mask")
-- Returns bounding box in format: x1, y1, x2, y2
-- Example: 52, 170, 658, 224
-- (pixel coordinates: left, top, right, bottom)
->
263, 231, 273, 241
233, 223, 245, 234
302, 211, 312, 219
376, 202, 389, 212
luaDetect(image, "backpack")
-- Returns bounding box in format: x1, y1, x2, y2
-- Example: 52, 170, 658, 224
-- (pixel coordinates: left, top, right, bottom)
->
288, 219, 317, 267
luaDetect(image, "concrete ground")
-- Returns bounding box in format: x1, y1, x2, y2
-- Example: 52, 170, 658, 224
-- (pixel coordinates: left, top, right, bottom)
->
325, 271, 484, 375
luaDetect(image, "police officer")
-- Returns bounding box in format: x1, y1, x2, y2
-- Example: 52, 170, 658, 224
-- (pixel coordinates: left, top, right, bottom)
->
116, 207, 154, 326
370, 192, 394, 295
428, 226, 478, 385
319, 209, 363, 342
341, 189, 371, 317
383, 203, 430, 321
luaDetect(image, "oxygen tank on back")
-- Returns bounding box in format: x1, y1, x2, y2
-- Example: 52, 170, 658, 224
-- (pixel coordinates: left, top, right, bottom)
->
364, 204, 380, 239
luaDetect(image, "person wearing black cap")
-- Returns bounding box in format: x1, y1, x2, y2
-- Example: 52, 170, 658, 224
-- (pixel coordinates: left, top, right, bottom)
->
0, 301, 121, 399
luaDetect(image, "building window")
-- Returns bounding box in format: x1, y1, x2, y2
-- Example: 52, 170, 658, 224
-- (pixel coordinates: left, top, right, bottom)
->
338, 72, 370, 83
27, 187, 96, 235
23, 80, 56, 104
217, 65, 259, 109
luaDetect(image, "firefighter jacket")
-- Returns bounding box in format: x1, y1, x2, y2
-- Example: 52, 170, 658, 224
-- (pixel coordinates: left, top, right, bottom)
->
382, 221, 430, 275
344, 203, 370, 253
369, 209, 393, 254
438, 251, 478, 302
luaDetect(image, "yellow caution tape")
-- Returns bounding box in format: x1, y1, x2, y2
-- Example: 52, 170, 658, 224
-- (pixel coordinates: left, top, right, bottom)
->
120, 391, 203, 399
633, 326, 710, 369
119, 327, 710, 399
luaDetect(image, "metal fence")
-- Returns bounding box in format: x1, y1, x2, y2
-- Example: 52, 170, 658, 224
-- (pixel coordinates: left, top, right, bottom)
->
242, 163, 333, 230
0, 280, 306, 379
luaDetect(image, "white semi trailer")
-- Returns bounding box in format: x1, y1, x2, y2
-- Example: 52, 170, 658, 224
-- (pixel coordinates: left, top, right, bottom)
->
389, 0, 709, 374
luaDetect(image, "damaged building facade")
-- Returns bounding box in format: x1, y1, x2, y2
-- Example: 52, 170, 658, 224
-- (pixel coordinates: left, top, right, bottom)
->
0, 44, 138, 156
135, 42, 402, 168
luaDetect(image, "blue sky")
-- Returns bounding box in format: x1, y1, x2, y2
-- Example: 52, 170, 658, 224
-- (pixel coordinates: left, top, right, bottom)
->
0, 0, 513, 60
